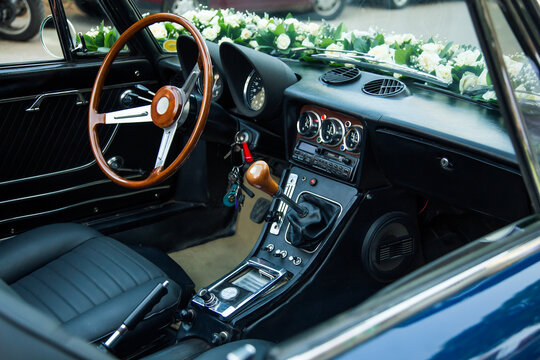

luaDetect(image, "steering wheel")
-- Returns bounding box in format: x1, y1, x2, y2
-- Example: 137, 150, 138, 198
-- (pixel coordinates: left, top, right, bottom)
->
89, 14, 213, 189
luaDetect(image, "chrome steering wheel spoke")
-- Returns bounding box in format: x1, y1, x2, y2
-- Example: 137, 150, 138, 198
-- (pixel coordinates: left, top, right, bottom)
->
104, 105, 153, 124
154, 121, 179, 169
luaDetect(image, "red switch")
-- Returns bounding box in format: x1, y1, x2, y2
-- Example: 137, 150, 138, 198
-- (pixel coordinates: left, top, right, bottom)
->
309, 178, 317, 186
241, 142, 253, 163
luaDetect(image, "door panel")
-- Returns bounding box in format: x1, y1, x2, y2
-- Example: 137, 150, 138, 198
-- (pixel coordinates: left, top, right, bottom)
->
0, 59, 175, 239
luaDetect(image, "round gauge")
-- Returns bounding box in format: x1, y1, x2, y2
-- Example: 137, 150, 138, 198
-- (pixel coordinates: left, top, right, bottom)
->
320, 118, 344, 146
197, 68, 223, 100
344, 126, 362, 153
297, 111, 320, 138
220, 287, 239, 301
244, 70, 265, 111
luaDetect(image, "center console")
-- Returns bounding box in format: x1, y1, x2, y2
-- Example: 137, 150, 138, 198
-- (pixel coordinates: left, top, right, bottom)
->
179, 104, 365, 344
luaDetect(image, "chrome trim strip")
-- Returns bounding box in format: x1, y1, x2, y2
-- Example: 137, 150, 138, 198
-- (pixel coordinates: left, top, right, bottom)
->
0, 185, 169, 225
284, 228, 540, 360
26, 90, 88, 112
270, 173, 298, 235
0, 174, 142, 205
0, 124, 119, 186
0, 81, 156, 105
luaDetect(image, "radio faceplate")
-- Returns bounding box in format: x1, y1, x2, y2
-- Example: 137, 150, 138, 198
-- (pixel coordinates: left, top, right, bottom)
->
292, 140, 358, 181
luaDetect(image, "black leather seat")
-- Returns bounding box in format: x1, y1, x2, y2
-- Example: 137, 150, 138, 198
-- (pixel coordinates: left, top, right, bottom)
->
0, 223, 188, 343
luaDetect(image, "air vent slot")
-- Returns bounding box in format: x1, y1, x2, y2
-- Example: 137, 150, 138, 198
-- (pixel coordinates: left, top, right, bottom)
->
321, 67, 361, 85
363, 78, 406, 97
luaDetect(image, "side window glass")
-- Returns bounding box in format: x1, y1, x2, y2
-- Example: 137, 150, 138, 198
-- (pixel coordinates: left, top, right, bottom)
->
62, 1, 127, 55
0, 0, 61, 64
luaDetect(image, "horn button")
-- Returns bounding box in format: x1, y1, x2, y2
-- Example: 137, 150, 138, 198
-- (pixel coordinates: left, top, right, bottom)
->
151, 85, 183, 128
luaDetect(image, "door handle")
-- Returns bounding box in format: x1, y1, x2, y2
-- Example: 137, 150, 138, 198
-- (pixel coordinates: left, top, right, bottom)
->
26, 90, 89, 112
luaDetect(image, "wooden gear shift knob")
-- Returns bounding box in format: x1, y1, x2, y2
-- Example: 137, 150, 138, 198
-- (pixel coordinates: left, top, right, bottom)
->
246, 160, 279, 196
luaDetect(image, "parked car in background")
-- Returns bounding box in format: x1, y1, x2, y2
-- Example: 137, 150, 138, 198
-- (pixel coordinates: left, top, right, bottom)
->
75, 0, 347, 19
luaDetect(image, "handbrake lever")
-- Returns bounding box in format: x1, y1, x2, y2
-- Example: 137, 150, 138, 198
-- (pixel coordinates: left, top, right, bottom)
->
99, 280, 169, 353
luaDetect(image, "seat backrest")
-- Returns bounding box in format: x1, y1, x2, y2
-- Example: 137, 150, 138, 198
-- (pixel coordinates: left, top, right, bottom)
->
0, 278, 114, 360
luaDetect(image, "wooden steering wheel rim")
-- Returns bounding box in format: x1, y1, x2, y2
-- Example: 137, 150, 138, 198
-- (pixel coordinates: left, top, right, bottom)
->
88, 13, 213, 189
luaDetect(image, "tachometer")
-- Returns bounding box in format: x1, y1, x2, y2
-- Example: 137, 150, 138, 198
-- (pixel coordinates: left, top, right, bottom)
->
344, 126, 362, 153
244, 70, 265, 111
297, 111, 320, 138
320, 118, 344, 146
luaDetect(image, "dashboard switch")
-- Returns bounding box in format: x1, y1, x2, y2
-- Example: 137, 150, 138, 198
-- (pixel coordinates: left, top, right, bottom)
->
309, 178, 317, 186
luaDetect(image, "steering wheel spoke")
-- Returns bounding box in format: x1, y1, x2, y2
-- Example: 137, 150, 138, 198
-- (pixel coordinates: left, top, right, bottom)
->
154, 122, 179, 169
104, 105, 152, 124
181, 63, 201, 99
88, 13, 212, 189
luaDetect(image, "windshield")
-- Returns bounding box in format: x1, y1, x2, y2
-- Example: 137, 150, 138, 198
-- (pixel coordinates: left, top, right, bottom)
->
81, 0, 530, 104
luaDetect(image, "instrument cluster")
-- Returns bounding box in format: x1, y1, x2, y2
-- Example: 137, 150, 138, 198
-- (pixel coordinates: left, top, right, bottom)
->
296, 109, 363, 154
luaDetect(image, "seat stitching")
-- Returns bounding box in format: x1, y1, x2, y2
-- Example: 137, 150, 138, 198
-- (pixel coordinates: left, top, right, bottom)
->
85, 241, 140, 286
47, 264, 97, 306
71, 249, 126, 292
11, 281, 62, 321
58, 258, 111, 299
100, 241, 154, 281
27, 273, 81, 316
99, 239, 154, 280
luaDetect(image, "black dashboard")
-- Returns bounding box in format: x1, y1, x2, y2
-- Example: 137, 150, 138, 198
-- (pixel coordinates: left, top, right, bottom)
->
171, 40, 530, 223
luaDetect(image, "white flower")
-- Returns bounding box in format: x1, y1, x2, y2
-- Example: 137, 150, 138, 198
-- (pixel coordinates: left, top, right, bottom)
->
268, 22, 276, 32
249, 40, 259, 48
197, 9, 217, 24
368, 44, 395, 62
459, 71, 479, 93
302, 38, 314, 48
417, 51, 441, 73
325, 43, 344, 57
421, 43, 442, 54
482, 90, 497, 101
385, 33, 417, 46
224, 14, 242, 27
455, 49, 482, 67
276, 34, 291, 50
284, 18, 300, 29
241, 28, 252, 40
149, 23, 167, 39
477, 68, 489, 86
503, 55, 524, 77
202, 25, 220, 41
435, 64, 453, 84
296, 34, 305, 41
182, 10, 197, 19
307, 22, 319, 36
86, 28, 99, 37
218, 37, 233, 45
172, 23, 184, 31
258, 18, 269, 29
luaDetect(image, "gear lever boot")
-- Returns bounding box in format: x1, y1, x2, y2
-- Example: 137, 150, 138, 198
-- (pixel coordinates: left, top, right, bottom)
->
286, 193, 340, 251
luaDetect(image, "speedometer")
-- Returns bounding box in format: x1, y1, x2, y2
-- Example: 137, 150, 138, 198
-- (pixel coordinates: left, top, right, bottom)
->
244, 70, 265, 111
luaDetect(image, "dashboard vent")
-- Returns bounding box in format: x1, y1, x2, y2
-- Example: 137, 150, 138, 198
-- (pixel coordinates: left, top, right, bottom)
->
321, 67, 361, 85
363, 78, 405, 97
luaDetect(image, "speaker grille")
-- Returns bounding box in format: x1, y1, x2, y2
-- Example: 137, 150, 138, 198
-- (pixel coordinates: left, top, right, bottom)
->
377, 236, 414, 263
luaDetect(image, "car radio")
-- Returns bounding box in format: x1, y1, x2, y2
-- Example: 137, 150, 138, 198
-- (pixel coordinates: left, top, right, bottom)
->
292, 140, 358, 181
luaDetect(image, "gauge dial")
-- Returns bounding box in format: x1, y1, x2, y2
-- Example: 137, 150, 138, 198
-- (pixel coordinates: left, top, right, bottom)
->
244, 70, 265, 111
197, 67, 223, 100
297, 111, 320, 138
320, 118, 344, 146
344, 126, 362, 153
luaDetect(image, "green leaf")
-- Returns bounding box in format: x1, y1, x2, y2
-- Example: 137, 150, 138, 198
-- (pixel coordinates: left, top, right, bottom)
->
374, 33, 384, 46
274, 23, 285, 35
320, 38, 334, 48
353, 37, 369, 53
95, 32, 104, 47
439, 41, 453, 58
165, 23, 175, 36
395, 49, 408, 65
285, 13, 293, 19
334, 23, 346, 40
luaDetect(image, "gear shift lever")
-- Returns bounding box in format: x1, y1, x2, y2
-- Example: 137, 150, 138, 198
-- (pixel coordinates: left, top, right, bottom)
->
246, 161, 308, 217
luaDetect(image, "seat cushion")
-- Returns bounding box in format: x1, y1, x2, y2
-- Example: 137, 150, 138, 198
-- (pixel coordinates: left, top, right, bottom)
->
0, 223, 183, 343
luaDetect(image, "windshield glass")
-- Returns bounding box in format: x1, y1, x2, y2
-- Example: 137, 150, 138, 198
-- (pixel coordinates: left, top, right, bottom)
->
81, 0, 528, 104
